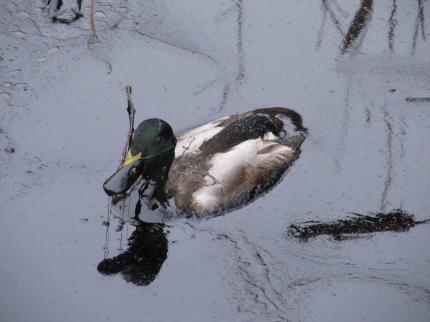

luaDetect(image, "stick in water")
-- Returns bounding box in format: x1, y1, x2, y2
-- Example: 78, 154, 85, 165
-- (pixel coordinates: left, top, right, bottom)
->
90, 0, 97, 38
120, 85, 136, 165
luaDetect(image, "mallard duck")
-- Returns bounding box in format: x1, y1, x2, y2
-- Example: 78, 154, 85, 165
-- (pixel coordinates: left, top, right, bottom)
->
103, 107, 307, 220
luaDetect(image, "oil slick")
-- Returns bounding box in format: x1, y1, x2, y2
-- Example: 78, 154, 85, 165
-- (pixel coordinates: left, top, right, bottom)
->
288, 210, 429, 241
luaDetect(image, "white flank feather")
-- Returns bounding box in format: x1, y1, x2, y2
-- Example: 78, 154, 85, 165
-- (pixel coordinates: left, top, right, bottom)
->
191, 137, 294, 213
175, 117, 228, 156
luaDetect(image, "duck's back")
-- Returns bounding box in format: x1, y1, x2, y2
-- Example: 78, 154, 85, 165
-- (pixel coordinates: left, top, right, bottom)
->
167, 107, 307, 216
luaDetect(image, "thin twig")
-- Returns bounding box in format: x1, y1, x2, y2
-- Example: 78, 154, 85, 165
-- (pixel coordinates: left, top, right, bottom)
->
90, 0, 97, 38
120, 86, 136, 165
125, 85, 136, 147
405, 97, 430, 103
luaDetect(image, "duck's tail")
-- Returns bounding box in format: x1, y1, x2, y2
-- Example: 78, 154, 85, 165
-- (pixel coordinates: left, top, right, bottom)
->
253, 107, 308, 134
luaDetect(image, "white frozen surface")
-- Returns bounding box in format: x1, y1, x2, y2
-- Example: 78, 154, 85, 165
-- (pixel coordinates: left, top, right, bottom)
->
1, 1, 430, 322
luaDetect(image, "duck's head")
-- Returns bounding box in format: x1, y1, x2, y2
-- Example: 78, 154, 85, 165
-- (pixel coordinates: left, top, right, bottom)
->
103, 118, 176, 197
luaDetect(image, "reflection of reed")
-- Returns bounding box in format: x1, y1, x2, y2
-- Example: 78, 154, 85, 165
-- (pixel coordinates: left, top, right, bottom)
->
320, 0, 428, 54
388, 0, 397, 52
412, 0, 426, 54
380, 107, 393, 212
217, 0, 245, 112
321, 0, 345, 37
316, 3, 328, 49
341, 0, 374, 54
318, 0, 375, 54
334, 75, 351, 170
236, 0, 245, 81
317, 0, 344, 50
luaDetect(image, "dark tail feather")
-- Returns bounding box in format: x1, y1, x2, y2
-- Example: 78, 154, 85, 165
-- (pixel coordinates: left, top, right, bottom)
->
253, 107, 308, 133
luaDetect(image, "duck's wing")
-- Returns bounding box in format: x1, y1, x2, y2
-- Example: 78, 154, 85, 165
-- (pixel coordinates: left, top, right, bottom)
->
188, 135, 300, 215
174, 107, 307, 156
174, 116, 229, 157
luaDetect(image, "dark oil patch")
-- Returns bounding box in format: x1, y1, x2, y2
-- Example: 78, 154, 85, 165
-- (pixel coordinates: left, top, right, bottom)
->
288, 210, 429, 241
97, 222, 168, 286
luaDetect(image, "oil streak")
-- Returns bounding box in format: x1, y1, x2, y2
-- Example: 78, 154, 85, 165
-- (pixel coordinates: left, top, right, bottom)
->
341, 0, 374, 54
321, 0, 345, 38
388, 0, 397, 52
412, 0, 426, 54
288, 210, 428, 241
381, 107, 394, 212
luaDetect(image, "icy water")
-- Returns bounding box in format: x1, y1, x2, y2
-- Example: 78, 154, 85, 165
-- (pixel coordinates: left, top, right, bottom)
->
1, 1, 430, 321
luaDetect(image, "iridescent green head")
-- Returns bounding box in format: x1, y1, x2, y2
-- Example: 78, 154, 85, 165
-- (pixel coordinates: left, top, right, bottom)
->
104, 118, 176, 197
128, 118, 176, 162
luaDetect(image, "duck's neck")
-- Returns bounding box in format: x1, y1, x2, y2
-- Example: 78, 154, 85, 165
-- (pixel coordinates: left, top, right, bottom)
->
139, 147, 175, 209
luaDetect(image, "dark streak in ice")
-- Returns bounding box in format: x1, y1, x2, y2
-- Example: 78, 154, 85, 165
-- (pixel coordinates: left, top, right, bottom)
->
216, 0, 246, 112
218, 83, 230, 112
334, 76, 351, 170
412, 0, 426, 54
381, 107, 394, 212
405, 97, 430, 102
236, 0, 245, 82
399, 114, 407, 159
217, 233, 287, 321
321, 0, 345, 38
388, 0, 397, 52
332, 0, 348, 17
418, 0, 426, 41
341, 0, 374, 54
131, 29, 220, 65
217, 0, 246, 112
316, 3, 328, 50
97, 58, 112, 74
365, 108, 371, 124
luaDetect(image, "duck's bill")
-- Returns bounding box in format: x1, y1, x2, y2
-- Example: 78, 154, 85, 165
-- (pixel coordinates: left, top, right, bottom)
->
103, 159, 142, 196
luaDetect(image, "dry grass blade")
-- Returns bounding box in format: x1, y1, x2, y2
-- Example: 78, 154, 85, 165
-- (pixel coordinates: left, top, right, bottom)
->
90, 0, 97, 38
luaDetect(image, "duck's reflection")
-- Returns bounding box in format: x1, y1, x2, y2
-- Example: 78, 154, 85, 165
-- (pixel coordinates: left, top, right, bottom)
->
98, 221, 168, 286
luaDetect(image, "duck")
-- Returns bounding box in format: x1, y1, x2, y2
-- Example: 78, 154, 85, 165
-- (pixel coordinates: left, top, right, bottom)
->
103, 107, 307, 220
